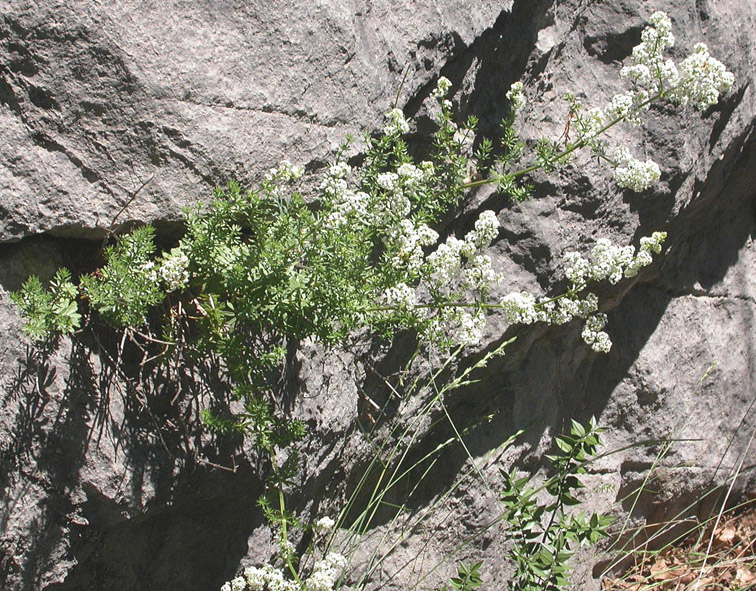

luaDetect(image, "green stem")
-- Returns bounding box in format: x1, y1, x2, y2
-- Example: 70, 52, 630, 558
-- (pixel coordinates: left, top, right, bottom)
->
459, 91, 665, 191
362, 287, 579, 314
269, 449, 302, 584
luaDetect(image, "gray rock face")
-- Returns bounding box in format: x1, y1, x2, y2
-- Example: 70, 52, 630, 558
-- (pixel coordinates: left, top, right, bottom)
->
0, 0, 501, 241
1, 1, 755, 590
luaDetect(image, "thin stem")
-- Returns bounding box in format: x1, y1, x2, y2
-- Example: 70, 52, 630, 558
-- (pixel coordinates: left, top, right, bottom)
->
459, 91, 664, 191
362, 288, 578, 314
268, 448, 302, 584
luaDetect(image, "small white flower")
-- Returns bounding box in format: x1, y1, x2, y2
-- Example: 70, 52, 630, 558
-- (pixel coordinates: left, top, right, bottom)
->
673, 43, 735, 110
376, 172, 399, 191
431, 76, 452, 99
397, 163, 425, 186
426, 240, 464, 290
266, 160, 305, 181
500, 291, 538, 325
313, 516, 336, 531
589, 239, 633, 284
578, 107, 605, 141
464, 210, 499, 251
612, 146, 660, 192
457, 310, 486, 346
464, 254, 498, 292
328, 162, 351, 179
140, 260, 158, 283
506, 81, 526, 111
305, 570, 334, 591
582, 313, 612, 352
416, 224, 439, 246
575, 293, 599, 318
564, 251, 590, 288
322, 552, 347, 572
244, 566, 267, 591
158, 248, 190, 292
419, 160, 435, 178
620, 63, 652, 87
380, 283, 417, 312
606, 92, 635, 122
640, 231, 667, 253
383, 108, 410, 135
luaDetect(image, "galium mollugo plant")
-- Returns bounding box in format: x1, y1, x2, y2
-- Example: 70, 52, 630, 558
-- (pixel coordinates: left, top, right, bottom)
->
8, 11, 736, 591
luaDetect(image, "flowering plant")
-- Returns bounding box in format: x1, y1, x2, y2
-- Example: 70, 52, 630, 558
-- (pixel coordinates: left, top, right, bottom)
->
9, 12, 735, 591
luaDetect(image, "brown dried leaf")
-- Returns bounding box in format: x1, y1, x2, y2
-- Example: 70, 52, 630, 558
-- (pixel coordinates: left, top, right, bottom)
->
715, 525, 737, 544
735, 567, 756, 586
650, 557, 685, 582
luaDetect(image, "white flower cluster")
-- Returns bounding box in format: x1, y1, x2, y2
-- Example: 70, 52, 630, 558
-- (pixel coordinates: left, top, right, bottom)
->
397, 162, 425, 186
563, 231, 666, 289
376, 171, 399, 191
313, 516, 336, 531
221, 552, 346, 591
431, 76, 452, 99
464, 254, 497, 292
506, 81, 526, 112
424, 308, 487, 348
620, 12, 677, 92
570, 88, 651, 153
265, 160, 305, 183
576, 107, 607, 145
226, 565, 299, 591
386, 219, 439, 274
565, 12, 733, 193
499, 291, 599, 327
320, 162, 351, 198
159, 248, 190, 292
605, 91, 643, 124
620, 11, 734, 110
380, 282, 417, 312
457, 309, 487, 346
500, 232, 666, 352
373, 210, 502, 347
383, 107, 410, 135
611, 146, 661, 192
416, 211, 502, 346
140, 260, 158, 283
581, 313, 612, 353
672, 43, 736, 110
501, 289, 605, 352
304, 553, 347, 591
320, 158, 437, 233
425, 210, 500, 294
319, 163, 371, 227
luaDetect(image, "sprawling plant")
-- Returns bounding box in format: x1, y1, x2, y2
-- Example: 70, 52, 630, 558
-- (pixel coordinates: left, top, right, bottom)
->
10, 12, 735, 591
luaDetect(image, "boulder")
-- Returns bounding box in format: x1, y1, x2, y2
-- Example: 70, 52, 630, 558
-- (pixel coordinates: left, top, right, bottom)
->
1, 1, 755, 589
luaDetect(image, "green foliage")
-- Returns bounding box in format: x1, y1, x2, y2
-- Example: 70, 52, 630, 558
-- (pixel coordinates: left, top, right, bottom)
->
443, 561, 483, 591
501, 418, 613, 591
535, 138, 567, 173
80, 225, 163, 327
11, 268, 81, 340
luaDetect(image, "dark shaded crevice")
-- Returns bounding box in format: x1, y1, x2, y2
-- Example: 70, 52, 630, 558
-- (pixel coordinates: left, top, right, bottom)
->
45, 464, 265, 591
